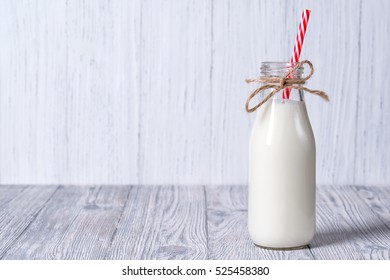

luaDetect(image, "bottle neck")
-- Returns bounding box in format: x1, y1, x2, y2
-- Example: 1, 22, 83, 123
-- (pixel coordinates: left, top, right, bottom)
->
260, 62, 305, 102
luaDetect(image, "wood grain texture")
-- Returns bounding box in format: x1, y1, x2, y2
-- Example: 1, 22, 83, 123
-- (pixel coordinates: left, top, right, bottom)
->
353, 186, 390, 231
355, 0, 390, 185
2, 185, 130, 260
106, 186, 207, 259
206, 185, 314, 259
0, 0, 389, 186
210, 0, 259, 185
301, 0, 361, 186
0, 0, 141, 184
0, 185, 58, 258
311, 185, 390, 260
137, 0, 212, 185
0, 185, 26, 206
0, 185, 389, 259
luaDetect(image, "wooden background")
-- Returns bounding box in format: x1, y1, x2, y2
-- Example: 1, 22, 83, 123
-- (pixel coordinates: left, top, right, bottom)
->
0, 0, 389, 186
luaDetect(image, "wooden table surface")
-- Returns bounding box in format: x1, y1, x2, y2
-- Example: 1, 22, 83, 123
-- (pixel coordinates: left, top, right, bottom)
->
0, 185, 389, 260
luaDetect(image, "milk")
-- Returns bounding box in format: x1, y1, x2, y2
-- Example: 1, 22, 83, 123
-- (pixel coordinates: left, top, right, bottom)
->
248, 99, 316, 249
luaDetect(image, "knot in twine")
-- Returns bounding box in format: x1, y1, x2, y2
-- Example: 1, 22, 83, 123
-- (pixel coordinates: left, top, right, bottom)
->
245, 60, 329, 113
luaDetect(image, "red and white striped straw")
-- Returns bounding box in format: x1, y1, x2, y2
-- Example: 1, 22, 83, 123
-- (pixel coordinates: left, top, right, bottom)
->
282, 9, 311, 99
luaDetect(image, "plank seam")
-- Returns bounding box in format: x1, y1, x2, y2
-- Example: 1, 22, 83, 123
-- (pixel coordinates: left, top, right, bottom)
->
353, 0, 363, 184
203, 185, 209, 260
209, 0, 214, 187
136, 1, 143, 184
307, 244, 316, 260
104, 185, 133, 259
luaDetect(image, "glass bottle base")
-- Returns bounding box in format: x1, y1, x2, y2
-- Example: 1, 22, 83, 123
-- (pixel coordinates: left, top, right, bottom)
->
254, 243, 310, 251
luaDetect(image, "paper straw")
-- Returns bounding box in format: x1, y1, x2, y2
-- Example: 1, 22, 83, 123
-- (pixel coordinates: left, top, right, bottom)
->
282, 9, 311, 99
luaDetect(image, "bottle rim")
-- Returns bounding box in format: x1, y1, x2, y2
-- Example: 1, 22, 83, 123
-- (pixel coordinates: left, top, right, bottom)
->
260, 61, 304, 78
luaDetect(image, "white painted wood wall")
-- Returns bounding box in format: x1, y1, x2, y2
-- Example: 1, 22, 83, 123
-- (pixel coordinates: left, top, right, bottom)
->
0, 0, 389, 185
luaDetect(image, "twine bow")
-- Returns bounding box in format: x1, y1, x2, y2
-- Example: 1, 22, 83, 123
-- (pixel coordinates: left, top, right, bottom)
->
245, 60, 329, 113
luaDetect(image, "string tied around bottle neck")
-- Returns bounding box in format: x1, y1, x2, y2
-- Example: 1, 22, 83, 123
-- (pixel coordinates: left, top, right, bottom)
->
245, 60, 329, 113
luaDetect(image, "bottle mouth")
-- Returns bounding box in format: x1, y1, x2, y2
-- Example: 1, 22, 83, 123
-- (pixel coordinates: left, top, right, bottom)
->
260, 62, 304, 77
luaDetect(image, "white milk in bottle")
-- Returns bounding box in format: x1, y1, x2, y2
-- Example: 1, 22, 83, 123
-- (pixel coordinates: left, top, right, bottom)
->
247, 62, 316, 249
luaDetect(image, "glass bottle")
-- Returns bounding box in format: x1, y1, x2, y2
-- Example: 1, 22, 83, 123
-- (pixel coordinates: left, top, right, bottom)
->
248, 62, 316, 249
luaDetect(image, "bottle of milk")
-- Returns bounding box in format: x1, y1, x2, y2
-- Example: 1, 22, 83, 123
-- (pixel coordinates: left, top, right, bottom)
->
248, 62, 316, 249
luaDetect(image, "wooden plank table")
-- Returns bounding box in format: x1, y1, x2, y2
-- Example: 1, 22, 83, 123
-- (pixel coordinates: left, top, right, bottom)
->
0, 185, 389, 260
